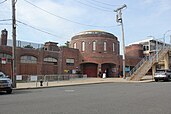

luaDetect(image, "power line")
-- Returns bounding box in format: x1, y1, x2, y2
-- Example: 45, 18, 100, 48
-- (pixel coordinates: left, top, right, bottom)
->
91, 0, 120, 7
0, 0, 7, 4
0, 19, 11, 25
0, 23, 12, 25
23, 0, 116, 28
75, 0, 113, 12
86, 0, 114, 10
0, 19, 12, 21
17, 20, 60, 38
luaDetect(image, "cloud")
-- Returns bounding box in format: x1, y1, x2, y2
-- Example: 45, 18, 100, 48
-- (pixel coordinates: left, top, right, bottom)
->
142, 0, 171, 16
15, 0, 90, 43
158, 0, 171, 14
1, 0, 170, 47
143, 0, 154, 4
14, 0, 117, 44
17, 0, 85, 29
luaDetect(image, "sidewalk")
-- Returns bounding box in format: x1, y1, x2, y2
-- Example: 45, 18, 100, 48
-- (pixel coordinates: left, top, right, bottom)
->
15, 76, 154, 90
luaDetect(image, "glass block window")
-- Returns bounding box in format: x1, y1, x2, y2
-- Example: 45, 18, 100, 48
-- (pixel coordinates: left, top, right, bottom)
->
66, 58, 74, 66
20, 55, 37, 63
44, 57, 57, 65
104, 42, 107, 51
113, 43, 115, 52
93, 41, 96, 51
82, 42, 85, 52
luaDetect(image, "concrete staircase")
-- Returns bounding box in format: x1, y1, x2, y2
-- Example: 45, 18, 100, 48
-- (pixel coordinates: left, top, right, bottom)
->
128, 47, 170, 81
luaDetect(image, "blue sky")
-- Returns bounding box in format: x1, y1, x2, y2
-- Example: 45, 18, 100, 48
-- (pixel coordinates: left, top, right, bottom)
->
0, 0, 171, 49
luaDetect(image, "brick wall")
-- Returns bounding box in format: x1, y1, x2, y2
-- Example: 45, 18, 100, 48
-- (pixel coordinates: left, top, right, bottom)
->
70, 31, 123, 76
125, 44, 144, 66
70, 32, 121, 65
0, 45, 81, 77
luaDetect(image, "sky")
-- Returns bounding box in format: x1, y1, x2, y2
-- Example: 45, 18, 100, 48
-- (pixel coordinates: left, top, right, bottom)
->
0, 0, 171, 50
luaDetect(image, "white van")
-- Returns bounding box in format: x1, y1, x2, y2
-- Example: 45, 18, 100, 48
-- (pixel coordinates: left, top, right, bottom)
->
154, 69, 171, 82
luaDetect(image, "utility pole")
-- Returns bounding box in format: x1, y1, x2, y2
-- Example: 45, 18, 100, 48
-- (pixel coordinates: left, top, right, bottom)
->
114, 4, 127, 79
12, 0, 17, 87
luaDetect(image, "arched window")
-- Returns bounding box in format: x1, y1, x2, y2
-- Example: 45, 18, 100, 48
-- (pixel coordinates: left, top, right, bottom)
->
20, 55, 37, 63
82, 41, 85, 52
92, 41, 96, 51
73, 43, 77, 49
104, 42, 107, 51
44, 57, 57, 65
113, 43, 115, 52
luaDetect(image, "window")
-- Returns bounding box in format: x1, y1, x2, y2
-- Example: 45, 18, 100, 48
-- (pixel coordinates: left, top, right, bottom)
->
113, 43, 115, 52
92, 41, 96, 51
118, 43, 120, 54
66, 58, 74, 66
143, 45, 149, 51
0, 53, 12, 63
73, 43, 77, 49
104, 42, 107, 51
44, 57, 57, 65
20, 55, 37, 63
82, 41, 85, 52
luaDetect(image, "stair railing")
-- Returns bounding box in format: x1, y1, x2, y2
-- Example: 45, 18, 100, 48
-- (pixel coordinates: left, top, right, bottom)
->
128, 46, 170, 78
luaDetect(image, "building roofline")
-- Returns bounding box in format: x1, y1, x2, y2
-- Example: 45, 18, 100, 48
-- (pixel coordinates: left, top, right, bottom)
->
128, 37, 170, 46
72, 30, 117, 40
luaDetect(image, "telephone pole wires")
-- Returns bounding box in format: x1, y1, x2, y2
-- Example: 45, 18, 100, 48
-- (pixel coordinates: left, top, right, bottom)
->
12, 0, 17, 87
114, 4, 127, 79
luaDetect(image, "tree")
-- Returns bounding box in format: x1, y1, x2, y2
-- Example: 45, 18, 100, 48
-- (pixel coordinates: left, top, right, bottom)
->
23, 44, 34, 49
65, 41, 70, 47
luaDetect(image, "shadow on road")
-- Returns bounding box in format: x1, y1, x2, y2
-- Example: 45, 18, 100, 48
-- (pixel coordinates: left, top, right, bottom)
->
0, 89, 42, 95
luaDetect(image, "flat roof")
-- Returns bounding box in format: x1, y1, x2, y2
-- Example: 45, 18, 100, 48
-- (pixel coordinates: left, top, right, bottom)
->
128, 38, 166, 46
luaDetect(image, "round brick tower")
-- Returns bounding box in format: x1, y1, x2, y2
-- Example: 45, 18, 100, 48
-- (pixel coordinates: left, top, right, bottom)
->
126, 44, 144, 58
125, 44, 144, 68
70, 30, 122, 77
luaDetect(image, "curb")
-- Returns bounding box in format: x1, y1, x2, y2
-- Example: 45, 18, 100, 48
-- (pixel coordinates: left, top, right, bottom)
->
13, 80, 154, 90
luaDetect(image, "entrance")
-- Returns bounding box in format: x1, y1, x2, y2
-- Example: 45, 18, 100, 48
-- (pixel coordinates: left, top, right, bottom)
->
101, 63, 116, 77
81, 63, 98, 77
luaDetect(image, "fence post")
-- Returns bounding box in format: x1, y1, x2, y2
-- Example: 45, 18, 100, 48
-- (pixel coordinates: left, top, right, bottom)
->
36, 80, 37, 87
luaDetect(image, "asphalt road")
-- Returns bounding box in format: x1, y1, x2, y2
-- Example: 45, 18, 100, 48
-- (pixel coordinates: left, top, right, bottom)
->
0, 82, 171, 114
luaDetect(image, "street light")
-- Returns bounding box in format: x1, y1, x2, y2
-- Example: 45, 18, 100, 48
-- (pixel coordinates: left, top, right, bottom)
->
163, 30, 171, 47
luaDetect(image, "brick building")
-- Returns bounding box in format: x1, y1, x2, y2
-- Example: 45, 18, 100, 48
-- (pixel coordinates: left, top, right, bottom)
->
70, 30, 123, 77
0, 29, 126, 78
0, 29, 80, 77
125, 44, 144, 70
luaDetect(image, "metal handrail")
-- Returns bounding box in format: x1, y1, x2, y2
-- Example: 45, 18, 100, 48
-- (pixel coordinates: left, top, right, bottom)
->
129, 56, 149, 76
128, 46, 170, 77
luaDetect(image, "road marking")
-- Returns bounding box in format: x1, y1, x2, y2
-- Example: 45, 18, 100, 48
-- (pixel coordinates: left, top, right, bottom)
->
64, 90, 75, 92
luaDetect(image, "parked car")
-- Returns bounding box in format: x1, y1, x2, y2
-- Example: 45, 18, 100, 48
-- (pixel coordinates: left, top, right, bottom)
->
154, 69, 171, 82
0, 72, 13, 94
